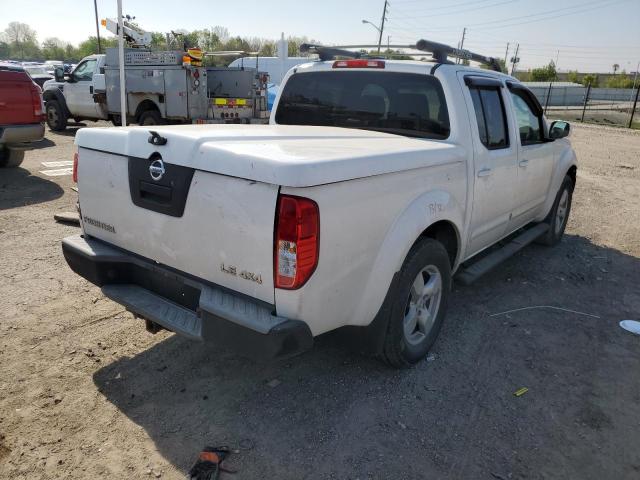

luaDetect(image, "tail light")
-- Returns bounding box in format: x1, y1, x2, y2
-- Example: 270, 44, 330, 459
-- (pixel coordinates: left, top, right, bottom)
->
274, 195, 319, 289
332, 60, 385, 69
30, 87, 45, 121
72, 152, 78, 183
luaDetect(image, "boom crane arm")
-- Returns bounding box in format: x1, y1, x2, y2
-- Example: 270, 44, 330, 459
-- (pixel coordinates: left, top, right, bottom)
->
102, 17, 152, 48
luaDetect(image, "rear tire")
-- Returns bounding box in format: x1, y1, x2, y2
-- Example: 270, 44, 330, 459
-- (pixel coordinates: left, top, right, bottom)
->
381, 238, 452, 368
0, 148, 25, 168
138, 110, 164, 126
537, 175, 574, 246
46, 100, 68, 131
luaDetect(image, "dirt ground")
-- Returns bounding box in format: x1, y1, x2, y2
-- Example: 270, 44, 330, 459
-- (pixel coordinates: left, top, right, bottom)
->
1, 122, 639, 480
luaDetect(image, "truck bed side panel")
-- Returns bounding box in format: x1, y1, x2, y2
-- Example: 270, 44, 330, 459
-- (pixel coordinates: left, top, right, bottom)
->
275, 160, 467, 336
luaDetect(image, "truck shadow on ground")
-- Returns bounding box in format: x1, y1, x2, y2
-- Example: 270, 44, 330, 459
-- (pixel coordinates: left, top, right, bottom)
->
45, 125, 87, 138
0, 166, 64, 210
28, 137, 56, 150
93, 234, 640, 479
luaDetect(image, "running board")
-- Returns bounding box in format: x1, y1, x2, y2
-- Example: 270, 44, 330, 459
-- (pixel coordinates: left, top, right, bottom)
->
456, 223, 550, 285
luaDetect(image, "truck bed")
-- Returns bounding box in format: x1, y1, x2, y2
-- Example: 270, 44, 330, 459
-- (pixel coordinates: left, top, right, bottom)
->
75, 124, 464, 187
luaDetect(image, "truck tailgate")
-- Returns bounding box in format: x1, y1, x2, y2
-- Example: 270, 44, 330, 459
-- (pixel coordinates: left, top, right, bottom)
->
0, 71, 36, 125
77, 147, 278, 303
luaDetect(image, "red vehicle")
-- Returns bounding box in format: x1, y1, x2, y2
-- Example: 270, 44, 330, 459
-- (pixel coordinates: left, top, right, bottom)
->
0, 63, 45, 168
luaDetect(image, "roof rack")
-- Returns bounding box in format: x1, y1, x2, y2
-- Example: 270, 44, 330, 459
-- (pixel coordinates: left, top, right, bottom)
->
300, 39, 502, 72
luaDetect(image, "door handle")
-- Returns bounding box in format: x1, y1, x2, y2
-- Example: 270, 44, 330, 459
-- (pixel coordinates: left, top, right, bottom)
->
477, 168, 492, 178
519, 159, 529, 167
89, 86, 94, 94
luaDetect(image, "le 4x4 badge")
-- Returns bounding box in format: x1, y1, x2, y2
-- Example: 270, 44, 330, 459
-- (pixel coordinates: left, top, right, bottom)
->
221, 263, 263, 285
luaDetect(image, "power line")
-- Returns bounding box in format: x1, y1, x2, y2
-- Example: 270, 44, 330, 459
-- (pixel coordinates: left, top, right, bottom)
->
391, 0, 522, 19
387, 0, 629, 32
390, 0, 500, 10
444, 0, 630, 31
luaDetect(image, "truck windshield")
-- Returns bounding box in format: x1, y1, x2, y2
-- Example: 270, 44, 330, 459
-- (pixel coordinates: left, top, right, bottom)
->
275, 71, 450, 139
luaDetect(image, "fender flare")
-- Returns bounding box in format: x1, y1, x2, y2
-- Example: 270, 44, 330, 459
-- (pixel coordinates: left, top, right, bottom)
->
349, 188, 464, 329
43, 88, 71, 118
539, 144, 577, 220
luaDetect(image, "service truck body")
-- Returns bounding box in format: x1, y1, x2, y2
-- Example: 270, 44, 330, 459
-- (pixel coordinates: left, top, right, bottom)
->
63, 58, 577, 366
43, 49, 269, 131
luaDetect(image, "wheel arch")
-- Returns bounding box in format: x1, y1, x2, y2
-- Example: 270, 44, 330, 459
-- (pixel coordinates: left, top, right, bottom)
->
567, 164, 577, 187
539, 147, 578, 222
43, 89, 70, 117
413, 220, 460, 270
350, 189, 464, 329
134, 98, 162, 123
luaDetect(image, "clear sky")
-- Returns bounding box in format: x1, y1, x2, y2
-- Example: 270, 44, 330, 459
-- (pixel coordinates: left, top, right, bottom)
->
1, 0, 639, 73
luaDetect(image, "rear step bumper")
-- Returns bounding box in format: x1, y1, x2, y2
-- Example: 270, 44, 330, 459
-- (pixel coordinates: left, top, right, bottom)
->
62, 234, 313, 359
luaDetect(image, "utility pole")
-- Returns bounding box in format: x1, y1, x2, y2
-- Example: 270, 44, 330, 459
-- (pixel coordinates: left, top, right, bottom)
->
510, 43, 520, 76
503, 42, 510, 71
377, 0, 388, 54
93, 0, 102, 54
457, 27, 467, 64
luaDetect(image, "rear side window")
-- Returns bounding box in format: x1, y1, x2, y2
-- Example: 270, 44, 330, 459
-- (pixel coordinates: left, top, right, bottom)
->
275, 71, 450, 139
510, 91, 544, 145
468, 86, 509, 149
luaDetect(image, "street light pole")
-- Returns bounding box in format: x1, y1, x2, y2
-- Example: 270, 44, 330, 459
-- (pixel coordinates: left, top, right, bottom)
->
93, 0, 102, 54
362, 19, 381, 43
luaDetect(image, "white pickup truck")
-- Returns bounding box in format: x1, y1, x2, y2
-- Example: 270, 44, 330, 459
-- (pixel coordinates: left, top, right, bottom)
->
62, 54, 576, 367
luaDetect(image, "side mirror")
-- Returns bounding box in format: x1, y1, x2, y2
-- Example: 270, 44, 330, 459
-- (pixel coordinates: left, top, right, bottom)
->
549, 120, 570, 139
54, 67, 65, 82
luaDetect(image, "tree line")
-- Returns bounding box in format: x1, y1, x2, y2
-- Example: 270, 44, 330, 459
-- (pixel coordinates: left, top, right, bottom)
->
3, 21, 636, 88
515, 60, 638, 88
0, 21, 315, 65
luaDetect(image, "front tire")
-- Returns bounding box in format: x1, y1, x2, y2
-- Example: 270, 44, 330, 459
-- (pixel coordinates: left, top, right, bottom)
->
381, 239, 452, 368
0, 148, 25, 168
46, 100, 68, 131
537, 175, 574, 246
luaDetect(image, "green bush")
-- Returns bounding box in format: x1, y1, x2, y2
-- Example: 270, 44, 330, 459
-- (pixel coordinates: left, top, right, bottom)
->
530, 61, 557, 81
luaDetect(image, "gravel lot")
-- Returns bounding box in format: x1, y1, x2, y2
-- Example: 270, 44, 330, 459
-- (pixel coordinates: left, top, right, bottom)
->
1, 122, 639, 479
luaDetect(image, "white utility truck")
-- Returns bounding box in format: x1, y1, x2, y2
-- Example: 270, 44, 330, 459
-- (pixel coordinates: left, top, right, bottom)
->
42, 50, 270, 130
62, 40, 577, 367
42, 18, 269, 131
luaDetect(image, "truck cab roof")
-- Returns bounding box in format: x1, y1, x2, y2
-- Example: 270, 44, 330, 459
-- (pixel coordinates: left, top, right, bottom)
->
289, 58, 515, 82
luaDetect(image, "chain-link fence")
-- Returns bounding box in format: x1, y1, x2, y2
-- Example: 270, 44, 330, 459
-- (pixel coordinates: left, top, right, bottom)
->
528, 82, 640, 129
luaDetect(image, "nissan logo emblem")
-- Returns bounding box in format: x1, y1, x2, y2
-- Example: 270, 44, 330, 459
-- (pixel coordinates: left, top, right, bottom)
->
149, 159, 165, 181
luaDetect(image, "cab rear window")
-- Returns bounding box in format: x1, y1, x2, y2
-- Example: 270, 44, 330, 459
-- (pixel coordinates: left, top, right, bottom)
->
275, 71, 450, 139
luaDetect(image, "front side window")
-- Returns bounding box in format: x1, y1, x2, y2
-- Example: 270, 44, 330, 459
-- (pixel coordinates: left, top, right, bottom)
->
73, 59, 97, 81
468, 86, 509, 149
510, 91, 543, 145
275, 71, 450, 139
